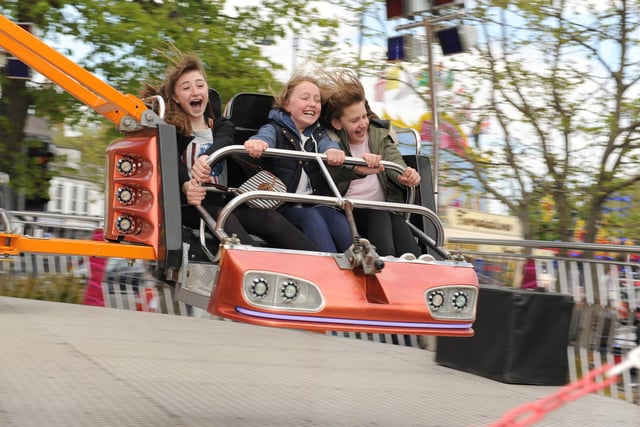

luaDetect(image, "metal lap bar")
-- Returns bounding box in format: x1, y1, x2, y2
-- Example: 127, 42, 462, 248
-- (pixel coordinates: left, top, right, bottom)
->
206, 146, 416, 204
195, 205, 222, 263
216, 191, 445, 248
205, 146, 443, 249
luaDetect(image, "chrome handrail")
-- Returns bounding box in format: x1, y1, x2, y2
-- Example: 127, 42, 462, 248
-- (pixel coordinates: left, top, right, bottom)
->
215, 190, 445, 250
205, 146, 415, 204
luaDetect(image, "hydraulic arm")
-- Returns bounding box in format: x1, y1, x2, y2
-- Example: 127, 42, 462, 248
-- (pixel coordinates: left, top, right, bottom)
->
0, 14, 161, 131
0, 13, 169, 261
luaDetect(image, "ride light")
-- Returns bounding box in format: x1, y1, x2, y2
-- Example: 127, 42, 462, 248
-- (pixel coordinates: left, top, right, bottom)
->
251, 277, 269, 299
428, 290, 445, 310
452, 291, 469, 311
115, 215, 137, 234
280, 280, 300, 302
116, 186, 136, 205
424, 286, 476, 320
243, 271, 324, 312
116, 156, 137, 176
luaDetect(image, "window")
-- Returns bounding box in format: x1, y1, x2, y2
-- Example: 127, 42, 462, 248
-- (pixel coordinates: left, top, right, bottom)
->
70, 185, 78, 214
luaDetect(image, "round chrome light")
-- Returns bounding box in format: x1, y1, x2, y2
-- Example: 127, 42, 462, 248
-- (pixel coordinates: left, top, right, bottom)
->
116, 186, 135, 205
428, 290, 445, 310
115, 215, 135, 234
280, 280, 299, 302
251, 277, 269, 299
452, 291, 469, 311
116, 157, 136, 176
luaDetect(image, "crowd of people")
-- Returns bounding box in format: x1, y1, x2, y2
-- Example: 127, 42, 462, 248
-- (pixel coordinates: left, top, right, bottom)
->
143, 50, 424, 257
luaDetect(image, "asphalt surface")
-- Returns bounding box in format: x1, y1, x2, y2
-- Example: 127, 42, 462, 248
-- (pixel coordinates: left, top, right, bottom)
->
1, 296, 638, 427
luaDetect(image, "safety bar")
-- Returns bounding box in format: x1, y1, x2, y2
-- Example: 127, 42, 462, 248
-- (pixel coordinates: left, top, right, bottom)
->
205, 146, 416, 204
0, 209, 11, 233
215, 190, 445, 250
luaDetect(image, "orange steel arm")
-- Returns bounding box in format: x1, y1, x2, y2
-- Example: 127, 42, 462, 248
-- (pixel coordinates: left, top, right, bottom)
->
0, 14, 162, 131
0, 232, 156, 260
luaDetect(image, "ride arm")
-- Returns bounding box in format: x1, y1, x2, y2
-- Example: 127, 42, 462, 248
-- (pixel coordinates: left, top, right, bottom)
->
0, 14, 161, 131
0, 231, 156, 260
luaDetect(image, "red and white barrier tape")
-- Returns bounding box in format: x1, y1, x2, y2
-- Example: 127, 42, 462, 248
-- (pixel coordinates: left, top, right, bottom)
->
485, 346, 640, 427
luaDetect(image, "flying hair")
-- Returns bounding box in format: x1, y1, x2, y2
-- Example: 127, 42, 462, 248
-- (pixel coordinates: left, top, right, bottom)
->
140, 44, 212, 135
320, 68, 368, 126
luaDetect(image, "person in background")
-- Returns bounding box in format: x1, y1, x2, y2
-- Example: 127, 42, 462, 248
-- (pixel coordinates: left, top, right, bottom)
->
321, 69, 422, 258
243, 74, 352, 253
142, 51, 319, 251
520, 258, 538, 289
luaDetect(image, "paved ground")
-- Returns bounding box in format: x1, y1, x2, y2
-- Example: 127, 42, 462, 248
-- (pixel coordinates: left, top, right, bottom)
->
0, 296, 638, 427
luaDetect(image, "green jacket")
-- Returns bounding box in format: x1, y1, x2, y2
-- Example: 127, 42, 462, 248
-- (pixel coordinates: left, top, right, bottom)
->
330, 122, 408, 204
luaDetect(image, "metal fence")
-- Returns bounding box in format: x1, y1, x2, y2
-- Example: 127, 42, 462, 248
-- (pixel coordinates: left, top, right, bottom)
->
448, 237, 639, 404
0, 210, 100, 278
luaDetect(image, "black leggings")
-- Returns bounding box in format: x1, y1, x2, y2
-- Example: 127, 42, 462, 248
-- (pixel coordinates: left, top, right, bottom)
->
182, 203, 319, 251
353, 208, 421, 257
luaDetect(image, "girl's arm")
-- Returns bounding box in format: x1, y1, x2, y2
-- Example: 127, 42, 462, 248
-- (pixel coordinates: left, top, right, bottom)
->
205, 117, 236, 155
244, 124, 277, 158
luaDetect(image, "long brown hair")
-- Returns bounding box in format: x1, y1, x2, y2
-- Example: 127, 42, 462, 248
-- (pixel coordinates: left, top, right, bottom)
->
320, 68, 368, 127
141, 48, 213, 135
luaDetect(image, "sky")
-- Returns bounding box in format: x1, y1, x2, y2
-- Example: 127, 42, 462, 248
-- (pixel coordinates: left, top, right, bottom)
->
19, 1, 603, 216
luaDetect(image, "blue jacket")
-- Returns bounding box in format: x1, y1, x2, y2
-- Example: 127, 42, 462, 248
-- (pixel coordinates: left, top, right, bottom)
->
250, 109, 340, 195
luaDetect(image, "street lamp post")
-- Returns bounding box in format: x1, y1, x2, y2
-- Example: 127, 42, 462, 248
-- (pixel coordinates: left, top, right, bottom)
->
396, 10, 466, 210
292, 35, 299, 71
425, 20, 440, 208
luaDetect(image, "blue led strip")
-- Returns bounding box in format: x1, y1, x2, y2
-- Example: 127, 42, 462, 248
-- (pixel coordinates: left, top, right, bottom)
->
235, 307, 472, 329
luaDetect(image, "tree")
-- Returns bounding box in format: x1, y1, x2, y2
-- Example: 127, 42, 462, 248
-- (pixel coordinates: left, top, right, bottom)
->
0, 0, 339, 205
447, 0, 640, 244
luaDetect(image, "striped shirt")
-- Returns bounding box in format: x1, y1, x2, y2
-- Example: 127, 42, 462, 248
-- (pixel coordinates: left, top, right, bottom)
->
182, 129, 226, 185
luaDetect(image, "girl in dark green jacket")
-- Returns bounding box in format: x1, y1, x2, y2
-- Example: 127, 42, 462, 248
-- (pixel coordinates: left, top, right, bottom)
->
323, 69, 422, 257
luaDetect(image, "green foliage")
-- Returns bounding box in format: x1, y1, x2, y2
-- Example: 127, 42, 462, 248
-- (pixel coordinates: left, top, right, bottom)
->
0, 272, 86, 304
445, 0, 640, 242
0, 0, 341, 188
51, 123, 112, 189
5, 138, 53, 201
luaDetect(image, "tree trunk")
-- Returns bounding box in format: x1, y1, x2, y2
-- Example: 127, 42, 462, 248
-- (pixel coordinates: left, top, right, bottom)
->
0, 78, 30, 177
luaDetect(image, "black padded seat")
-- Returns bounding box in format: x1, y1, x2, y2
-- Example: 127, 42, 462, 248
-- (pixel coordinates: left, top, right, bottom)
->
224, 92, 275, 145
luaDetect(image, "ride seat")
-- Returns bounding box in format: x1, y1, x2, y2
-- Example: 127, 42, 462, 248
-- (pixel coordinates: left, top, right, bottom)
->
223, 92, 275, 187
224, 92, 275, 145
186, 92, 276, 261
209, 88, 222, 118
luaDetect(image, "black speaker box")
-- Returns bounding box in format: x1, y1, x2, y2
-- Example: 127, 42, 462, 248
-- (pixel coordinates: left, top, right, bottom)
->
436, 285, 574, 385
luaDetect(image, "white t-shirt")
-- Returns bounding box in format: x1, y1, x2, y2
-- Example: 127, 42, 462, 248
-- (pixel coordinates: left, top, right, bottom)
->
295, 134, 312, 194
346, 141, 385, 202
182, 129, 227, 185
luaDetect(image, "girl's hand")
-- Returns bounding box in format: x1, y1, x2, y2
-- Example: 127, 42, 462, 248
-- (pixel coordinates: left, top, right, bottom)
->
397, 167, 421, 187
244, 139, 268, 158
361, 153, 382, 168
354, 153, 384, 175
325, 148, 346, 166
183, 178, 206, 206
191, 155, 211, 182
